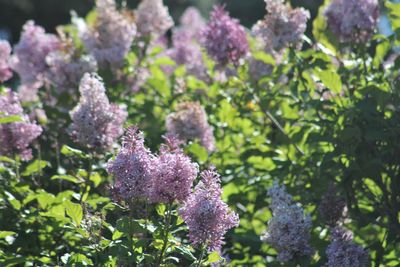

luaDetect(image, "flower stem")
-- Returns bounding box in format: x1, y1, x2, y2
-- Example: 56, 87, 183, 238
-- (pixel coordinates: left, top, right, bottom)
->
14, 153, 20, 179
196, 245, 206, 267
156, 203, 173, 267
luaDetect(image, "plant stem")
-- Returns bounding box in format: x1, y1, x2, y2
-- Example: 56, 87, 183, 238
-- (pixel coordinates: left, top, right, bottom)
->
14, 153, 20, 179
156, 203, 173, 267
196, 245, 206, 267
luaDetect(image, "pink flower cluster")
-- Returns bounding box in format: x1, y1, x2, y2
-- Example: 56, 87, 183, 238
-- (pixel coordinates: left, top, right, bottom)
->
107, 126, 154, 201
11, 21, 61, 98
166, 7, 207, 80
69, 73, 127, 151
0, 89, 42, 161
150, 135, 199, 203
252, 0, 310, 55
80, 0, 137, 68
0, 40, 13, 82
202, 6, 249, 66
324, 227, 368, 267
46, 45, 98, 93
261, 182, 313, 263
324, 0, 379, 43
135, 0, 174, 38
179, 169, 239, 251
166, 102, 215, 152
107, 128, 198, 204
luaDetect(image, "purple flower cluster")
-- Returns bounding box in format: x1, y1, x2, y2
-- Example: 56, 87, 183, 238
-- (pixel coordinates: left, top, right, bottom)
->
69, 73, 127, 151
324, 227, 368, 267
135, 0, 174, 38
319, 184, 348, 226
107, 126, 154, 201
261, 182, 313, 263
150, 135, 199, 203
46, 44, 98, 93
252, 0, 310, 56
166, 102, 215, 152
202, 6, 249, 66
0, 89, 42, 161
165, 7, 208, 80
0, 40, 13, 82
179, 168, 239, 251
80, 0, 136, 68
324, 0, 379, 43
11, 21, 61, 99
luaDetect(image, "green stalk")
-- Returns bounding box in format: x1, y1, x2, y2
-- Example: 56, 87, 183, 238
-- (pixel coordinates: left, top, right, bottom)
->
196, 245, 206, 267
155, 203, 173, 267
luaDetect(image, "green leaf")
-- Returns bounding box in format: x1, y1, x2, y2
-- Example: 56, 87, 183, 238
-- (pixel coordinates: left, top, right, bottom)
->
314, 68, 342, 94
175, 247, 196, 261
64, 201, 83, 226
205, 251, 223, 264
21, 160, 50, 176
61, 145, 88, 159
51, 175, 81, 184
0, 115, 23, 124
252, 51, 276, 65
0, 231, 16, 239
386, 2, 400, 31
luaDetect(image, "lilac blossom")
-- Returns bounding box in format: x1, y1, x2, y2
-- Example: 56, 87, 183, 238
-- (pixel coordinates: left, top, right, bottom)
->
324, 0, 379, 43
252, 0, 310, 57
324, 227, 368, 267
107, 126, 154, 201
0, 89, 42, 161
174, 7, 206, 40
0, 40, 13, 82
202, 5, 249, 66
166, 102, 215, 152
261, 182, 313, 263
179, 168, 239, 251
80, 0, 136, 68
46, 44, 98, 93
69, 73, 127, 151
135, 0, 174, 38
11, 21, 61, 99
149, 135, 199, 203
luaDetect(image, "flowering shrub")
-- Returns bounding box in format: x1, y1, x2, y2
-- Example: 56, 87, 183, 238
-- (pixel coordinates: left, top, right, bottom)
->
0, 0, 400, 266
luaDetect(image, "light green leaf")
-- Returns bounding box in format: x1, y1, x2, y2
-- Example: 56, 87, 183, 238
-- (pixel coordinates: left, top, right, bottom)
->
61, 145, 88, 159
314, 68, 342, 94
51, 175, 81, 184
64, 201, 83, 226
22, 160, 50, 176
0, 115, 23, 124
205, 251, 223, 264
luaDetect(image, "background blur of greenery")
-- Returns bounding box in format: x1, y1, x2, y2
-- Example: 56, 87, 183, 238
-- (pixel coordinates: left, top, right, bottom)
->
0, 0, 323, 43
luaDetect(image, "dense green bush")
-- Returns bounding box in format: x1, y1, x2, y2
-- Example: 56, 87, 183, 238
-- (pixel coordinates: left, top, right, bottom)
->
0, 0, 399, 266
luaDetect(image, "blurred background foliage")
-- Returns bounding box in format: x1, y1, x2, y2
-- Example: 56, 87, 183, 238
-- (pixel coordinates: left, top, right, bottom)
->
0, 0, 324, 43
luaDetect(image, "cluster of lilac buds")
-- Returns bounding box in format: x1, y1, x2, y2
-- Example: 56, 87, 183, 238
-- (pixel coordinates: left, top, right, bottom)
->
324, 0, 379, 44
166, 102, 215, 152
202, 5, 249, 66
69, 73, 127, 151
0, 89, 42, 161
80, 0, 136, 69
261, 182, 313, 263
324, 227, 368, 267
135, 0, 174, 38
179, 168, 239, 251
0, 40, 13, 83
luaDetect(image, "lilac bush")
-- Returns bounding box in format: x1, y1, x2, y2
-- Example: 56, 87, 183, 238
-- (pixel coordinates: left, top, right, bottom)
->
0, 40, 13, 82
